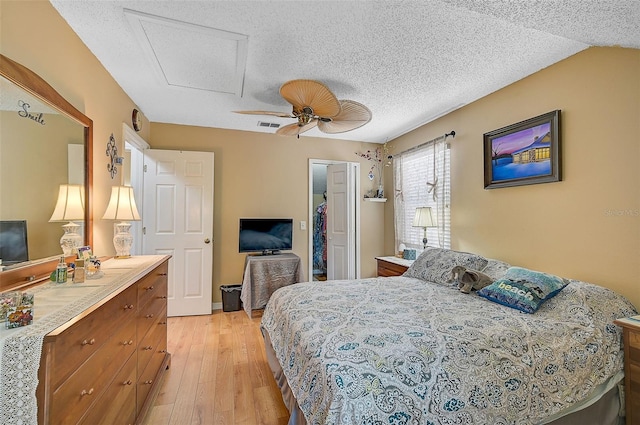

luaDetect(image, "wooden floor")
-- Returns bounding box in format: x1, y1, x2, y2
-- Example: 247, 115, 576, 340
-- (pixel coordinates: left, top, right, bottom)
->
142, 310, 289, 425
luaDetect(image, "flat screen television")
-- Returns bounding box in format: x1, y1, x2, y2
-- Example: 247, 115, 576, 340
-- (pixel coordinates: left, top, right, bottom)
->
0, 220, 29, 266
239, 218, 293, 255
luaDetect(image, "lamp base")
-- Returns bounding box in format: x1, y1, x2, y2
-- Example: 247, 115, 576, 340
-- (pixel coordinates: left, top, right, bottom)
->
113, 222, 134, 258
60, 221, 83, 256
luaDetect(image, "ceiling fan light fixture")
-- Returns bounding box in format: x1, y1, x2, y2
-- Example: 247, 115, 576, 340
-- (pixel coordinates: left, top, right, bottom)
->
234, 79, 371, 137
280, 79, 341, 118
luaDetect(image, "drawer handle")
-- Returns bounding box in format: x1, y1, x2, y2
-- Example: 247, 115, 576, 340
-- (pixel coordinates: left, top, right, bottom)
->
145, 286, 154, 291
123, 340, 134, 346
160, 349, 167, 353
80, 388, 94, 396
81, 338, 96, 346
124, 304, 134, 310
146, 314, 154, 319
160, 321, 167, 325
159, 296, 168, 299
123, 380, 133, 386
144, 380, 153, 385
143, 346, 153, 351
159, 272, 167, 276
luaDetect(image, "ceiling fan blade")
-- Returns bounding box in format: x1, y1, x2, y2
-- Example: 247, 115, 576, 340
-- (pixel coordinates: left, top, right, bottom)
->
317, 100, 372, 134
233, 110, 294, 118
280, 80, 341, 118
276, 120, 318, 137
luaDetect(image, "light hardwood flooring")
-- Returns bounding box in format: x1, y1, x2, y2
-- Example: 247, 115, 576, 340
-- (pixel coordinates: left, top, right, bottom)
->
143, 310, 289, 425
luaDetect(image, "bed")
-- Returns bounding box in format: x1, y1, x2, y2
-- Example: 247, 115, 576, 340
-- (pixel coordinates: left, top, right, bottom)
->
260, 248, 637, 425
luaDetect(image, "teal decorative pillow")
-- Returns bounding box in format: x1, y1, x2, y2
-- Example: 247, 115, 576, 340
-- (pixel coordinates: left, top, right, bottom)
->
403, 247, 488, 285
477, 267, 569, 313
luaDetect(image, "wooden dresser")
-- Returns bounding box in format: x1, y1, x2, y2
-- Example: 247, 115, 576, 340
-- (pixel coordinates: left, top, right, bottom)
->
34, 255, 171, 425
614, 317, 640, 425
375, 256, 413, 277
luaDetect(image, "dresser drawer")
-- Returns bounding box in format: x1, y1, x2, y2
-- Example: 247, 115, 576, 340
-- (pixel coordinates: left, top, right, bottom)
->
629, 328, 640, 350
138, 306, 167, 369
49, 284, 137, 388
50, 318, 136, 424
137, 287, 168, 341
79, 353, 137, 425
376, 258, 410, 277
137, 343, 168, 415
137, 262, 168, 309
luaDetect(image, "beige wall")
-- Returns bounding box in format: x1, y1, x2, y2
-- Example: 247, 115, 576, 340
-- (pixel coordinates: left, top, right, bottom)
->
0, 112, 82, 258
149, 124, 385, 302
388, 47, 640, 309
1, 1, 385, 302
1, 0, 152, 257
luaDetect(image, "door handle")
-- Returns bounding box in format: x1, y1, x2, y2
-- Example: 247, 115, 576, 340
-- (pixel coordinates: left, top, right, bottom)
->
204, 238, 211, 244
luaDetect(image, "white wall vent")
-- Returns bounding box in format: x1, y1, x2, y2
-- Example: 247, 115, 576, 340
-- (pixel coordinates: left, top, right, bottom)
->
258, 121, 280, 128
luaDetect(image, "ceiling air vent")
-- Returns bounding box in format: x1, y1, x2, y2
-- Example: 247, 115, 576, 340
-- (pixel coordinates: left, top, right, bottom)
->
257, 121, 280, 128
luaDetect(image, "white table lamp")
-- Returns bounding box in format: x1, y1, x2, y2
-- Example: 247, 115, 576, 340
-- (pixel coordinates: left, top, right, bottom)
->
412, 207, 437, 249
102, 186, 141, 258
49, 184, 85, 256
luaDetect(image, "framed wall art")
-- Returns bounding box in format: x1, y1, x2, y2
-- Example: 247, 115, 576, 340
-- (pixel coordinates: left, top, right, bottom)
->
483, 110, 561, 189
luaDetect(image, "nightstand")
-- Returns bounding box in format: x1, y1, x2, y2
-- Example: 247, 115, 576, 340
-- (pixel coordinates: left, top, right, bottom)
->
614, 316, 640, 425
375, 256, 413, 277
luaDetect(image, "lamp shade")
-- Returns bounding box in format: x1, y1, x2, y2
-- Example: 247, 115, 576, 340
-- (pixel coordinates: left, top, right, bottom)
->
49, 184, 85, 222
412, 207, 436, 228
102, 186, 141, 221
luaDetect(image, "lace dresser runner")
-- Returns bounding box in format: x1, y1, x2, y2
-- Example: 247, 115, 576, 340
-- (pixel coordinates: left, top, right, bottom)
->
0, 255, 168, 425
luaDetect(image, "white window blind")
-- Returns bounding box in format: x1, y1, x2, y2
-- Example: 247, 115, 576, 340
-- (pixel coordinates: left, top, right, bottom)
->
393, 139, 450, 251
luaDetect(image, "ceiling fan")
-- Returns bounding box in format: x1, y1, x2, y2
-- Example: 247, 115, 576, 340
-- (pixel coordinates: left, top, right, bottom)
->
234, 79, 372, 137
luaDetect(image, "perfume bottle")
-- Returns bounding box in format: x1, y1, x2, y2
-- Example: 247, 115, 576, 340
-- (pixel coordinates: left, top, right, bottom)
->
55, 257, 68, 283
73, 259, 85, 283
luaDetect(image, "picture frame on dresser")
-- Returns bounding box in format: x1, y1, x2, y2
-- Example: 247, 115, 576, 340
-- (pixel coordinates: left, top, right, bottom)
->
484, 110, 561, 189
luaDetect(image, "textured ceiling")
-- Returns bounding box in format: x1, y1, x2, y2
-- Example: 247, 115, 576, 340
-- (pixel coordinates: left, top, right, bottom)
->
50, 0, 640, 143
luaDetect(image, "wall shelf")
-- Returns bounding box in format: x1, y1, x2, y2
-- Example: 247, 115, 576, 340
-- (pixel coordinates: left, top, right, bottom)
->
364, 197, 387, 202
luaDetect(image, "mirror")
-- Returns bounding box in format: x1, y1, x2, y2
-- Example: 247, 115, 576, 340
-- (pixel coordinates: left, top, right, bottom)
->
0, 54, 92, 272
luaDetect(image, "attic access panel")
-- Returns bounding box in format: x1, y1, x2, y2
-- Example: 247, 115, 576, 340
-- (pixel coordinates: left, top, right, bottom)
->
124, 9, 248, 96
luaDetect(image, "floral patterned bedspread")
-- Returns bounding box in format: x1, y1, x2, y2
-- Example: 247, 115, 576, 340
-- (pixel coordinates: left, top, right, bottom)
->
260, 276, 636, 425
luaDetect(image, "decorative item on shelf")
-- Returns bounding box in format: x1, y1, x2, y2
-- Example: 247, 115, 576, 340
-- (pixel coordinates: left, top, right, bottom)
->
101, 186, 141, 258
49, 184, 85, 256
356, 142, 392, 198
106, 133, 124, 179
412, 206, 437, 249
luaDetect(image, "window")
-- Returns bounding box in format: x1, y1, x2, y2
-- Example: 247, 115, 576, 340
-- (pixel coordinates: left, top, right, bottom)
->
393, 138, 450, 251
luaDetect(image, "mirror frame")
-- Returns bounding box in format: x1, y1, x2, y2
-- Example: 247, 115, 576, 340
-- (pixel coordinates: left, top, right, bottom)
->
0, 54, 93, 289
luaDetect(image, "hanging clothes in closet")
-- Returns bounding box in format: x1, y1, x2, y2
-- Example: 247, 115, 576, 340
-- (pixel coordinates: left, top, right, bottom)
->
313, 198, 327, 275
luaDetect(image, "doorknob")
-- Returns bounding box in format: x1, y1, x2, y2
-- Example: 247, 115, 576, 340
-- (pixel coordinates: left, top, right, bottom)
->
204, 238, 211, 244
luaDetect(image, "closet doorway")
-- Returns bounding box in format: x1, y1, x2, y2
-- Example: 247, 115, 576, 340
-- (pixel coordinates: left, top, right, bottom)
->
308, 159, 360, 282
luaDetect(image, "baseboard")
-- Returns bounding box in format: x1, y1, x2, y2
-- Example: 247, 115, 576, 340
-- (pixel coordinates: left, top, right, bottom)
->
212, 302, 222, 311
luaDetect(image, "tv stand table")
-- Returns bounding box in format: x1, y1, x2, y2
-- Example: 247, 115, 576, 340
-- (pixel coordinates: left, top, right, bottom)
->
240, 253, 304, 317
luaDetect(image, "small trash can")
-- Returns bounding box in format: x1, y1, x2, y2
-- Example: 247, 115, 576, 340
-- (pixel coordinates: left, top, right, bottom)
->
220, 284, 243, 312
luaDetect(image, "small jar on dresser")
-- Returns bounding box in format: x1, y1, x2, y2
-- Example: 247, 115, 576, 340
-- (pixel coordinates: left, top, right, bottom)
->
614, 316, 640, 425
